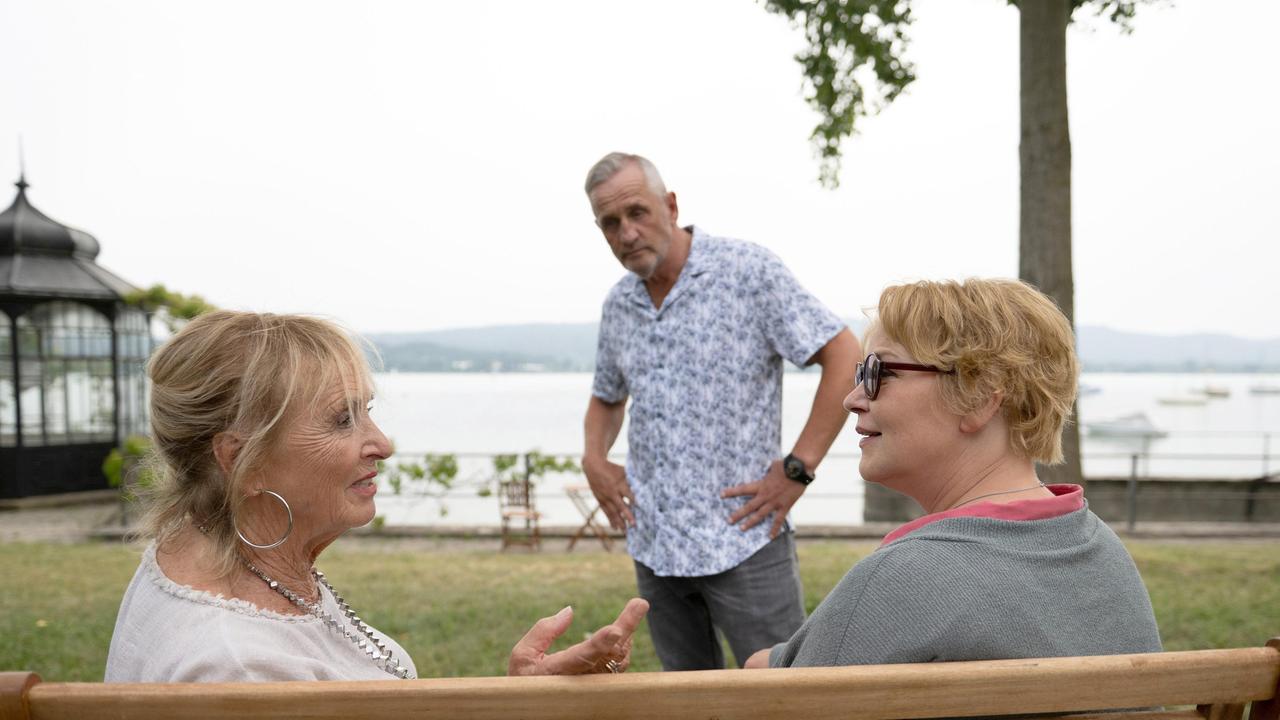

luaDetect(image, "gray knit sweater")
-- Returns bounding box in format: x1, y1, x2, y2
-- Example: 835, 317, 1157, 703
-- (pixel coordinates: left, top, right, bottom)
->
769, 505, 1162, 667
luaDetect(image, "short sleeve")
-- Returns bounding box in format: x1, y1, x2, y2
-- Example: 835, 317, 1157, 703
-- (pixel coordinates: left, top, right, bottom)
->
591, 300, 628, 404
756, 248, 845, 368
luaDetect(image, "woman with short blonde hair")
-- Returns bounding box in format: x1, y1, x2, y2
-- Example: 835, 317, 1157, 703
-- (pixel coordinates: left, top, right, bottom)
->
750, 278, 1160, 669
874, 278, 1079, 463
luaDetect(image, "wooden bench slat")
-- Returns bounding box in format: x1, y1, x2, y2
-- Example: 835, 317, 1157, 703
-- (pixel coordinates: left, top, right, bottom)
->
0, 673, 40, 720
17, 646, 1278, 720
1249, 638, 1280, 720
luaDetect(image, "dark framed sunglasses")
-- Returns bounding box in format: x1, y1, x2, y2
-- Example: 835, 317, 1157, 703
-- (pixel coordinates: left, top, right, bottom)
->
855, 352, 953, 401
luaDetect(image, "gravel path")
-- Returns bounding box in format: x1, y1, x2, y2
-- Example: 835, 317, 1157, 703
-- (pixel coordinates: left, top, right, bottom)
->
0, 501, 124, 543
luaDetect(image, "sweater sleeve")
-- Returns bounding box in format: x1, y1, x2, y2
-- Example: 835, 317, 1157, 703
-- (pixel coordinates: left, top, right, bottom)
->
769, 551, 890, 667
769, 542, 958, 667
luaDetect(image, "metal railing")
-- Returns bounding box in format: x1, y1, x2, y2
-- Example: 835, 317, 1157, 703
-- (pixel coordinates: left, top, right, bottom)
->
106, 433, 1278, 532
382, 430, 1279, 530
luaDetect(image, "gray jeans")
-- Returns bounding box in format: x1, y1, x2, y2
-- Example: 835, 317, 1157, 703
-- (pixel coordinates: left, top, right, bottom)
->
634, 532, 805, 670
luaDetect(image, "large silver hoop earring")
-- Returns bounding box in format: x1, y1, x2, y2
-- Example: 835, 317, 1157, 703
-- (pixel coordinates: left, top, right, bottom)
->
234, 489, 293, 550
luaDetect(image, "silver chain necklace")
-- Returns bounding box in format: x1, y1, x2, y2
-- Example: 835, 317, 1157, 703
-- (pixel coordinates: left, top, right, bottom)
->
241, 559, 412, 679
952, 482, 1047, 509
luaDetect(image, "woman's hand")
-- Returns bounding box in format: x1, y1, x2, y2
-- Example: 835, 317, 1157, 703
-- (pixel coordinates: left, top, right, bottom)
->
744, 648, 772, 669
507, 598, 649, 676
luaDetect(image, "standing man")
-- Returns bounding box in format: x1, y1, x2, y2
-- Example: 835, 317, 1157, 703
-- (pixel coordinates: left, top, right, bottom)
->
581, 152, 859, 670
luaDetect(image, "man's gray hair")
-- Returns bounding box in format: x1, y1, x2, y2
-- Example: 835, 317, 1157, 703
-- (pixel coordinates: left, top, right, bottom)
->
584, 152, 668, 197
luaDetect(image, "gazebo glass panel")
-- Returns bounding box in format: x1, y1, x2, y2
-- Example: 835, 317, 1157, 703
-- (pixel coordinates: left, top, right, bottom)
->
16, 302, 115, 446
115, 308, 150, 438
16, 319, 42, 445
1, 310, 13, 446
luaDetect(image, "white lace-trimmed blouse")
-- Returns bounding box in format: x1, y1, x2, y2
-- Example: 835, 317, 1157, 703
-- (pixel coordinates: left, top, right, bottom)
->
105, 543, 418, 682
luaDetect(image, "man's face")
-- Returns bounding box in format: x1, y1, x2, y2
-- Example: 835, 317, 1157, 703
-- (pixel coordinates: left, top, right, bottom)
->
588, 163, 678, 280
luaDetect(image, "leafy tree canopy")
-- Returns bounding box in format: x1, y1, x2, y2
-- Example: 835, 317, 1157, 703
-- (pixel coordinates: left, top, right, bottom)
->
763, 0, 1149, 188
124, 283, 216, 332
763, 0, 916, 188
1016, 0, 1144, 31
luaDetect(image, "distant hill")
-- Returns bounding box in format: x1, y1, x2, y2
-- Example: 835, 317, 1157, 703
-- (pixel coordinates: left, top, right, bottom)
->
365, 322, 1280, 373
1076, 327, 1280, 372
367, 324, 598, 372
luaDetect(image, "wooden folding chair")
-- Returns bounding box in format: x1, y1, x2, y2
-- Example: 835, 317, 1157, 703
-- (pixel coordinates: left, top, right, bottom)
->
498, 477, 541, 551
565, 484, 614, 552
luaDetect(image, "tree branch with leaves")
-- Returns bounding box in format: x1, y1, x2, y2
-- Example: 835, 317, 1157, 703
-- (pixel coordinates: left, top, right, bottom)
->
761, 0, 1156, 487
763, 0, 916, 188
124, 284, 216, 333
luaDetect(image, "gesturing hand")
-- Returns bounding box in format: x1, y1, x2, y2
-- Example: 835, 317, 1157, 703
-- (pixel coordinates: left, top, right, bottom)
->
582, 456, 635, 531
721, 460, 806, 538
507, 598, 649, 676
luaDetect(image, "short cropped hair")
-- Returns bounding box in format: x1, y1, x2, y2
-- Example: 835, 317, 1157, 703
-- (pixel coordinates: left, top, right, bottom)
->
871, 278, 1079, 464
139, 310, 376, 576
584, 152, 667, 197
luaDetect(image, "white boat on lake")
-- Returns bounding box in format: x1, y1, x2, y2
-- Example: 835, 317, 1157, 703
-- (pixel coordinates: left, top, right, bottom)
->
1086, 413, 1169, 440
1156, 394, 1209, 406
1195, 385, 1230, 398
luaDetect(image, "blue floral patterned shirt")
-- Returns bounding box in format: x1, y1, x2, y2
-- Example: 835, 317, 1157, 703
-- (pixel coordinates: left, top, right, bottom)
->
592, 227, 845, 576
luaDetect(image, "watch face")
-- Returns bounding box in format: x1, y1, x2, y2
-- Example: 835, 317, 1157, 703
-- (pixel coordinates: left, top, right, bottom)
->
784, 456, 804, 479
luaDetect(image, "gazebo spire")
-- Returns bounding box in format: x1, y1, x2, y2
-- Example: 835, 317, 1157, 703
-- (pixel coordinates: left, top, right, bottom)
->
15, 136, 28, 193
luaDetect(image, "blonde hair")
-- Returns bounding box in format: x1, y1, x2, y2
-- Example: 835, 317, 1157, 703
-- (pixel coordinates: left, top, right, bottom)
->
139, 310, 376, 576
871, 278, 1079, 464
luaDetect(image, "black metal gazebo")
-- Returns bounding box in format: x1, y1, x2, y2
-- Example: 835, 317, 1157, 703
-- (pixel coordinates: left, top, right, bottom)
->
0, 174, 150, 499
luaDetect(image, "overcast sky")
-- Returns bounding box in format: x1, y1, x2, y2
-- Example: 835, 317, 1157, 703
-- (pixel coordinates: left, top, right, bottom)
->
2, 0, 1277, 339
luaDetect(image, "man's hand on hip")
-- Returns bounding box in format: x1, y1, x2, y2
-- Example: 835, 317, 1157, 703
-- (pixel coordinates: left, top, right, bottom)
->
721, 460, 806, 538
583, 456, 636, 531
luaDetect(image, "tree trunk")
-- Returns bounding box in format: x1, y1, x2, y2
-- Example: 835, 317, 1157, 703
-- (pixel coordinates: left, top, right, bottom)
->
1019, 0, 1083, 487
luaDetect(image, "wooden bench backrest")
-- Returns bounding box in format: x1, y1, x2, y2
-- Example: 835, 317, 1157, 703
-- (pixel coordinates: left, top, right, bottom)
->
3, 642, 1277, 720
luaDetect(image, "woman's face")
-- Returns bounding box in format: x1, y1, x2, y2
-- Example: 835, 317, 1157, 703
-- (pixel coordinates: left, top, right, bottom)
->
843, 332, 962, 493
254, 371, 392, 546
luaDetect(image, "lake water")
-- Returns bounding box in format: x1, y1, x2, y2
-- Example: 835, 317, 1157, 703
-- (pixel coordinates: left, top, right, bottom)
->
368, 372, 1280, 528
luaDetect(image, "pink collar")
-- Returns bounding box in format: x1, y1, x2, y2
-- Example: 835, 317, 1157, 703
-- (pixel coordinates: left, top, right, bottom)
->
881, 484, 1084, 546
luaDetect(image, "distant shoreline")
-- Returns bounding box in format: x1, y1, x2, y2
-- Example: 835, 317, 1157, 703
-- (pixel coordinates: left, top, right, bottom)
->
366, 322, 1280, 375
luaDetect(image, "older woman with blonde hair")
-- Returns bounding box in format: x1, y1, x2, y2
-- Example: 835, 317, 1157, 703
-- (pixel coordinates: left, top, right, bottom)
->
748, 278, 1161, 668
106, 310, 646, 682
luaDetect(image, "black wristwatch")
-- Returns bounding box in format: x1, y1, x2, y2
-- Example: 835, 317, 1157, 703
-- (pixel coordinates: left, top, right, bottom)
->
782, 453, 814, 485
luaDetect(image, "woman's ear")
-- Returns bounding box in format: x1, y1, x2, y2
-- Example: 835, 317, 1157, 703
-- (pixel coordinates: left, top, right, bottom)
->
212, 432, 243, 477
959, 391, 1004, 434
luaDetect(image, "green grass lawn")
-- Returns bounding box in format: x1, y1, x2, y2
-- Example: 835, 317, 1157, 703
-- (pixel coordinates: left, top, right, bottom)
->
1, 538, 1277, 681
